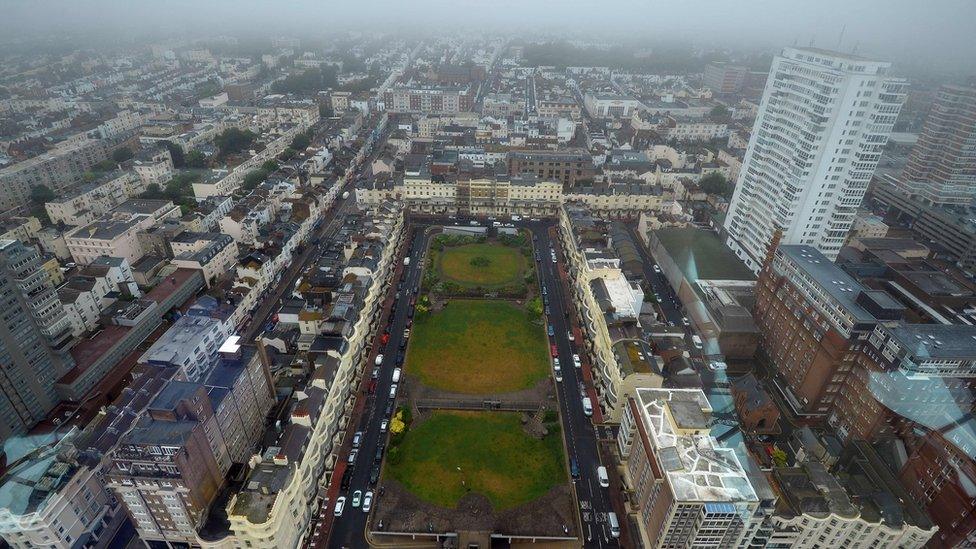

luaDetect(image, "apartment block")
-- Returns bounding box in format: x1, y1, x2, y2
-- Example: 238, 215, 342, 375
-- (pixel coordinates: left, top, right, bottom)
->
507, 149, 595, 189
725, 48, 906, 270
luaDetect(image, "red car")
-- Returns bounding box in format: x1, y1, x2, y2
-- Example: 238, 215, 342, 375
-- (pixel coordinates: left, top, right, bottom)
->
551, 344, 558, 357
380, 333, 390, 345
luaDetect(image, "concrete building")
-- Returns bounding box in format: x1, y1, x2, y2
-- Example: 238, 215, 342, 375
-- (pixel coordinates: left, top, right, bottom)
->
45, 171, 144, 227
0, 429, 121, 549
382, 85, 475, 114
618, 388, 764, 548
170, 232, 239, 287
767, 443, 936, 549
132, 146, 174, 186
704, 63, 748, 95
139, 313, 234, 382
508, 149, 595, 189
0, 239, 74, 438
583, 93, 643, 119
65, 199, 180, 265
724, 48, 906, 270
897, 85, 976, 206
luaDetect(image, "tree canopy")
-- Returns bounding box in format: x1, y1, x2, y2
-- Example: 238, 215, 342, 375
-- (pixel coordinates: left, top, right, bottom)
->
111, 147, 134, 163
215, 128, 257, 157
271, 66, 338, 95
699, 172, 732, 199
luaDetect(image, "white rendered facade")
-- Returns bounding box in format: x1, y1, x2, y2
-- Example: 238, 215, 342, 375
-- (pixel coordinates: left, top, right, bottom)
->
724, 47, 906, 271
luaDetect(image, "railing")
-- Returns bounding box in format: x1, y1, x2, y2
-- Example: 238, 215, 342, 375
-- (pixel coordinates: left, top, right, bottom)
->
414, 398, 541, 412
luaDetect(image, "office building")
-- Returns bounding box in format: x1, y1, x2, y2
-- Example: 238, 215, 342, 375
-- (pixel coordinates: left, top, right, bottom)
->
724, 47, 906, 270
898, 85, 976, 206
0, 240, 73, 438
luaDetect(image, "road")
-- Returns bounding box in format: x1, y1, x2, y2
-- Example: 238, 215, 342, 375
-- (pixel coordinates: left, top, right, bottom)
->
532, 221, 620, 548
324, 218, 618, 548
324, 226, 429, 548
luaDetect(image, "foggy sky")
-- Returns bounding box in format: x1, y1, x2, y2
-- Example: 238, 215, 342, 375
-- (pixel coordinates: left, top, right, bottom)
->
1, 0, 974, 75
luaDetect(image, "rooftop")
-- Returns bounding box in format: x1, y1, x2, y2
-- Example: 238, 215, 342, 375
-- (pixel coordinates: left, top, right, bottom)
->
634, 388, 758, 503
655, 227, 755, 283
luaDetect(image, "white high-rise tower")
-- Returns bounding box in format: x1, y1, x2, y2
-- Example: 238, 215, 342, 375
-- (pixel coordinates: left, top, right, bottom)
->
724, 47, 906, 271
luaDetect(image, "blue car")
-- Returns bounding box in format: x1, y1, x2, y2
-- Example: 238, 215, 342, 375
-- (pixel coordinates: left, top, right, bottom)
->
570, 457, 580, 478
547, 324, 554, 336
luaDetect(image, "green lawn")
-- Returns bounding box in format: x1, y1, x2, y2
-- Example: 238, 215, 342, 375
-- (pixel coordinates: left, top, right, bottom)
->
405, 299, 549, 394
437, 242, 526, 287
387, 411, 566, 510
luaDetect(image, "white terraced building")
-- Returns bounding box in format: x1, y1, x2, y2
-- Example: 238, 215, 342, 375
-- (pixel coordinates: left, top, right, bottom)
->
724, 47, 906, 271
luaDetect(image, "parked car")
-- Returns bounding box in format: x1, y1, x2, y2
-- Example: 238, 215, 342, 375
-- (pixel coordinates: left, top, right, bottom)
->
597, 466, 609, 488
692, 335, 703, 350
352, 490, 362, 508
352, 431, 363, 448
392, 367, 402, 383
375, 443, 385, 462
572, 354, 582, 369
582, 397, 593, 417
369, 465, 380, 486
380, 419, 388, 432
333, 496, 346, 516
570, 458, 580, 478
567, 331, 574, 342
362, 491, 373, 512
682, 317, 690, 327
347, 449, 358, 464
653, 265, 661, 274
547, 324, 554, 336
374, 354, 384, 366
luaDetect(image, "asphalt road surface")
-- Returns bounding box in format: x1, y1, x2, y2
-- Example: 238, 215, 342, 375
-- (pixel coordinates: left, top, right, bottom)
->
325, 226, 430, 548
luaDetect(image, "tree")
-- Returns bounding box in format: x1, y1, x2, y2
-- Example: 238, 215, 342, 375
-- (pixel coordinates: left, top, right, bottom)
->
140, 183, 165, 199
30, 185, 56, 205
699, 172, 732, 198
279, 147, 297, 161
709, 104, 731, 122
242, 168, 270, 191
289, 132, 311, 151
161, 141, 185, 168
771, 448, 788, 468
111, 147, 134, 163
214, 128, 256, 158
527, 296, 544, 319
184, 150, 207, 169
261, 159, 279, 173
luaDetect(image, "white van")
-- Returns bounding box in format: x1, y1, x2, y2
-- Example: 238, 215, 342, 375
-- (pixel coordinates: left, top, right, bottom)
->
597, 466, 609, 488
582, 397, 593, 416
389, 384, 398, 399
607, 512, 620, 538
392, 367, 402, 383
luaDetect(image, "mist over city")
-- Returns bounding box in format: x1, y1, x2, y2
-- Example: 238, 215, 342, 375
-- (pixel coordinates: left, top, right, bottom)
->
1, 2, 975, 549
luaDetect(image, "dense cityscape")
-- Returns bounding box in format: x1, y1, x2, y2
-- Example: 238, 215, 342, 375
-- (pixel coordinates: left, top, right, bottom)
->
0, 2, 975, 548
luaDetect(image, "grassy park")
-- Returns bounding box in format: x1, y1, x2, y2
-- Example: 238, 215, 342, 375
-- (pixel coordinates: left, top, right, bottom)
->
436, 241, 527, 288
404, 299, 549, 394
386, 411, 566, 510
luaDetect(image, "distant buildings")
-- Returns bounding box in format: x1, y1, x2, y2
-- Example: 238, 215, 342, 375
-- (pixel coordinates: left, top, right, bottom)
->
382, 85, 475, 114
704, 63, 748, 95
897, 85, 976, 206
725, 48, 906, 270
508, 149, 595, 188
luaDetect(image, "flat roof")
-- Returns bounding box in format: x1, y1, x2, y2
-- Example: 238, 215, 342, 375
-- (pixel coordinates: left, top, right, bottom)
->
655, 227, 755, 282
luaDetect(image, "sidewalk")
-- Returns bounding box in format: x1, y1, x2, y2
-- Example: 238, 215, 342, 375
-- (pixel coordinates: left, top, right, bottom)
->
309, 237, 409, 548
